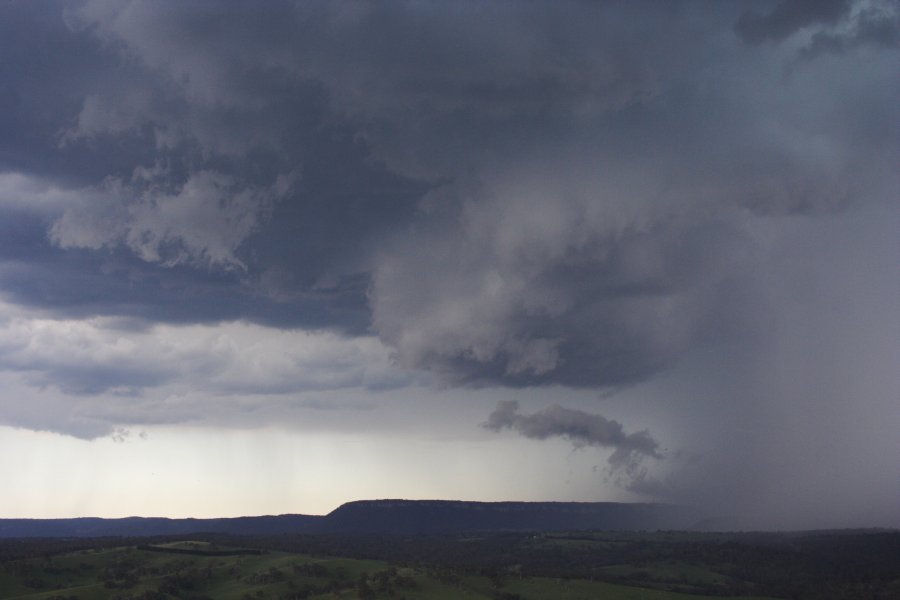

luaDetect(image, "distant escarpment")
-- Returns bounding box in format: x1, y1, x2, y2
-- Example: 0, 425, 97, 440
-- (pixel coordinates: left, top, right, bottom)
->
0, 500, 699, 538
324, 499, 695, 533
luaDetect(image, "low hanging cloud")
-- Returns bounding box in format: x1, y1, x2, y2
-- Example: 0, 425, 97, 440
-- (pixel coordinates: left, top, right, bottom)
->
0, 299, 407, 437
483, 400, 663, 478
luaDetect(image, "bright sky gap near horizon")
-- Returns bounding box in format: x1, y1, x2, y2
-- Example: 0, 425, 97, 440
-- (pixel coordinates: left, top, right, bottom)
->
0, 0, 897, 529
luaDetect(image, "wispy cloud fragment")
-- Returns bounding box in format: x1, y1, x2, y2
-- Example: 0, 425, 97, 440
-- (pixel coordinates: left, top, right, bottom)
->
483, 400, 663, 486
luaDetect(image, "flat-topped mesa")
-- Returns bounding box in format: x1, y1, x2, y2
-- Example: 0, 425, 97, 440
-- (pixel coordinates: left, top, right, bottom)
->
324, 499, 696, 533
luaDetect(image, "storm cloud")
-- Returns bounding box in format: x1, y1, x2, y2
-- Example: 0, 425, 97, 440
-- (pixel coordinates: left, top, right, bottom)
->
0, 1, 897, 527
734, 0, 852, 44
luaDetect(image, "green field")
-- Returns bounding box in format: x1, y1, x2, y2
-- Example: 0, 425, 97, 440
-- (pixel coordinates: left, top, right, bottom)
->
1, 529, 897, 599
0, 543, 780, 600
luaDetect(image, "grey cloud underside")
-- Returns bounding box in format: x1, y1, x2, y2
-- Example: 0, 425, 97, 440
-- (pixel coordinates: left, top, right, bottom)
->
0, 211, 367, 331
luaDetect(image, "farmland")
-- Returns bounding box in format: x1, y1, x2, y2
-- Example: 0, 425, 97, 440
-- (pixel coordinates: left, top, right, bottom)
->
0, 540, 780, 600
0, 529, 897, 599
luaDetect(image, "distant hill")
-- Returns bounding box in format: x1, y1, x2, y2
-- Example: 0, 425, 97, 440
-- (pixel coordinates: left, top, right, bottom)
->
324, 499, 697, 533
0, 514, 322, 538
0, 499, 699, 538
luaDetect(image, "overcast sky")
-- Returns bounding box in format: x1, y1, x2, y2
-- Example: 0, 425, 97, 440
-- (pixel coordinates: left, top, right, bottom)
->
0, 0, 897, 528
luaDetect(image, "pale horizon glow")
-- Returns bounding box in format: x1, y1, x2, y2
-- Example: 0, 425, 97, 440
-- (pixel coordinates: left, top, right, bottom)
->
0, 424, 635, 519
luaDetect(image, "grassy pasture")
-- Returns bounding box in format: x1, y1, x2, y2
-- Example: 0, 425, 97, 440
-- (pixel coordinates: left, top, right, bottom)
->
4, 530, 897, 599
0, 543, 782, 600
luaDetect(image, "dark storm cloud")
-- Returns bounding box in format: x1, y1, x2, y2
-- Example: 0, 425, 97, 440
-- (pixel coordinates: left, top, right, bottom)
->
798, 4, 900, 59
0, 203, 367, 330
735, 0, 900, 63
364, 0, 898, 389
0, 1, 149, 184
2, 0, 896, 391
484, 400, 662, 475
373, 212, 758, 387
734, 0, 852, 44
0, 1, 427, 330
0, 0, 665, 344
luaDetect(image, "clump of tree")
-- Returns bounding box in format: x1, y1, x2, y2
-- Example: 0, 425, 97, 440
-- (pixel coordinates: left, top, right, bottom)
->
243, 566, 286, 585
291, 562, 328, 577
